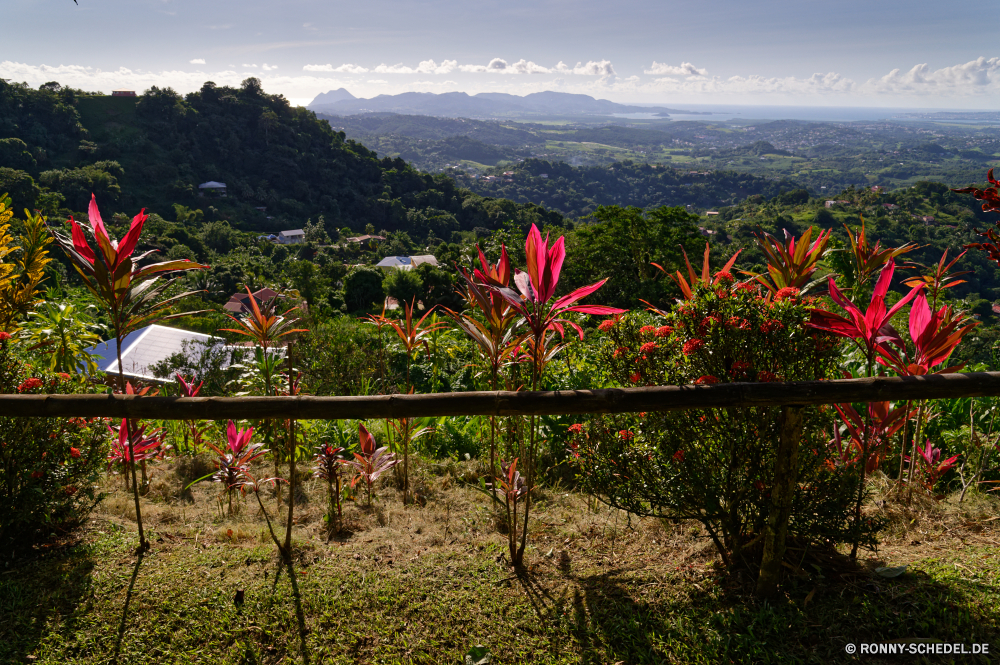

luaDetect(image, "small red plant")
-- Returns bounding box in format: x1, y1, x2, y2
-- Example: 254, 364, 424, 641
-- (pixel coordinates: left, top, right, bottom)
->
347, 424, 398, 507
205, 420, 268, 515
313, 443, 347, 531
907, 439, 960, 495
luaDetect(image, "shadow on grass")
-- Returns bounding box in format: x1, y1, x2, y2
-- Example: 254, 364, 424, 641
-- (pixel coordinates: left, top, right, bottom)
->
111, 551, 144, 665
567, 564, 999, 664
285, 558, 311, 665
0, 541, 96, 664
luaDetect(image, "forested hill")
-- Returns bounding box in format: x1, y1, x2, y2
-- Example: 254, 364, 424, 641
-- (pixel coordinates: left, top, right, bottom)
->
457, 159, 805, 219
0, 78, 563, 238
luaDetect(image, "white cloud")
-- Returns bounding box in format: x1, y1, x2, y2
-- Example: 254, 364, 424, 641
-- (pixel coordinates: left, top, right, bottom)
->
189, 58, 206, 65
372, 59, 458, 75
304, 63, 369, 74
644, 61, 707, 77
262, 63, 278, 71
242, 63, 258, 68
865, 57, 1000, 94
555, 60, 617, 76
459, 58, 550, 74
367, 79, 388, 84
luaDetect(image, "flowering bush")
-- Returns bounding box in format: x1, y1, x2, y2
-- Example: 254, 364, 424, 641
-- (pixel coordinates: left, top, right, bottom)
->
0, 338, 106, 553
579, 279, 881, 571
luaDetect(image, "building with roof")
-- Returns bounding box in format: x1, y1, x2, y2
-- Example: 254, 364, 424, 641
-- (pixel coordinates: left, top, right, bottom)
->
86, 325, 227, 383
198, 181, 227, 197
278, 229, 305, 244
111, 90, 136, 97
223, 287, 281, 315
375, 255, 439, 271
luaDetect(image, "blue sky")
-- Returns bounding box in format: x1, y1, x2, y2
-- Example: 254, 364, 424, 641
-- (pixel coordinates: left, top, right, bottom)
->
3, 0, 999, 107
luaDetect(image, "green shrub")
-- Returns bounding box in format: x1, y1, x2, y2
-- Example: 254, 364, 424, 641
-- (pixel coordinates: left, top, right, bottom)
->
0, 337, 107, 553
577, 281, 882, 571
343, 266, 384, 312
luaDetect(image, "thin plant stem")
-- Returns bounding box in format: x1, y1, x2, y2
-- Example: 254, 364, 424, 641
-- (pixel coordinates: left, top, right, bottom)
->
115, 331, 146, 551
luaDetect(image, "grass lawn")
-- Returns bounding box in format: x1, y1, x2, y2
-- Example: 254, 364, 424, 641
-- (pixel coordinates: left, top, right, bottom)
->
1, 457, 999, 664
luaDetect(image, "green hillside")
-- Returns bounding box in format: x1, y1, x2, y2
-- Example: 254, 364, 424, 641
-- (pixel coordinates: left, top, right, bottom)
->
0, 79, 563, 239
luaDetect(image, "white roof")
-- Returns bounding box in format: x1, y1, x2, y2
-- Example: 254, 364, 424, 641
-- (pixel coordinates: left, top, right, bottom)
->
376, 255, 439, 270
86, 324, 226, 382
376, 256, 412, 268
198, 181, 227, 189
279, 229, 305, 237
410, 255, 439, 267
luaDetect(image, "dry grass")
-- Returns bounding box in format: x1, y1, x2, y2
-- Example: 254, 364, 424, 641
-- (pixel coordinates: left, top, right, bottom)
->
1, 458, 997, 663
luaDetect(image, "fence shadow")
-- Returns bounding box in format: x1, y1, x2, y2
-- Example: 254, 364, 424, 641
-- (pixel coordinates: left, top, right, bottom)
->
568, 563, 998, 664
0, 541, 97, 664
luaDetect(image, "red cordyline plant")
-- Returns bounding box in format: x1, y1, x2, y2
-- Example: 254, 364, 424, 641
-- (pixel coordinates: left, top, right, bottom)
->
107, 418, 164, 487
347, 423, 398, 507
748, 227, 832, 296
490, 458, 529, 563
313, 443, 347, 533
953, 168, 1000, 266
204, 420, 267, 516
807, 259, 922, 369
875, 287, 978, 498
445, 244, 526, 484
652, 242, 741, 301
48, 194, 206, 551
220, 287, 305, 507
491, 223, 625, 567
902, 249, 971, 310
831, 400, 914, 473
908, 439, 960, 495
807, 259, 922, 560
386, 299, 445, 503
841, 219, 919, 300
175, 374, 209, 455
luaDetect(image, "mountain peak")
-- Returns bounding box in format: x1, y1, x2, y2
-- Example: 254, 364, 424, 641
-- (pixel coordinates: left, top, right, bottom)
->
308, 88, 357, 107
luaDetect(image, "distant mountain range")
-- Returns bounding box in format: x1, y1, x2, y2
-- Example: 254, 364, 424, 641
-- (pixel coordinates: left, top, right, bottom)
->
307, 89, 703, 118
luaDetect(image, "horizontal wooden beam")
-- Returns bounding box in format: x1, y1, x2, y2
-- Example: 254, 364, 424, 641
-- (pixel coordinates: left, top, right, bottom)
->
2, 372, 1000, 420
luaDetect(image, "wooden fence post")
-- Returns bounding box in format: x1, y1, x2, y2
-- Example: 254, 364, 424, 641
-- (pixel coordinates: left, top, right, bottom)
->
756, 405, 803, 599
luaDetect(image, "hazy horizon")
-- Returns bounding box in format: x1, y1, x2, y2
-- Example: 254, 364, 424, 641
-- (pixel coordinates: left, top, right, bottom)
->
3, 0, 1000, 110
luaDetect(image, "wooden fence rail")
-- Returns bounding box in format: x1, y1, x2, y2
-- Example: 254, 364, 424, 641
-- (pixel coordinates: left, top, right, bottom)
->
9, 371, 1000, 599
3, 371, 1000, 420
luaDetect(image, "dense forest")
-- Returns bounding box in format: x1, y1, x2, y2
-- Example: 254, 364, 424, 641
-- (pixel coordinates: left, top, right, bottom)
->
461, 158, 804, 219
0, 78, 563, 240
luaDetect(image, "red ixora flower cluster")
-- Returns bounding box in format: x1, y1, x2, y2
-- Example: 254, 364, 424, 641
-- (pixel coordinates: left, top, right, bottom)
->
613, 346, 628, 358
598, 318, 617, 332
758, 371, 778, 382
639, 325, 656, 336
568, 423, 584, 434
727, 316, 751, 330
695, 375, 720, 385
682, 338, 705, 355
654, 325, 673, 337
760, 319, 785, 333
70, 447, 81, 458
731, 360, 752, 375
630, 371, 642, 384
0, 332, 12, 342
618, 430, 634, 440
17, 377, 44, 393
673, 450, 685, 462
736, 281, 758, 293
639, 341, 659, 354
774, 286, 801, 301
714, 271, 734, 283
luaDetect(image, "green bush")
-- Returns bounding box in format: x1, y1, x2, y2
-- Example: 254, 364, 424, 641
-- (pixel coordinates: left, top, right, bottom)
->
577, 282, 881, 571
343, 266, 384, 312
383, 267, 423, 306
0, 337, 107, 553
